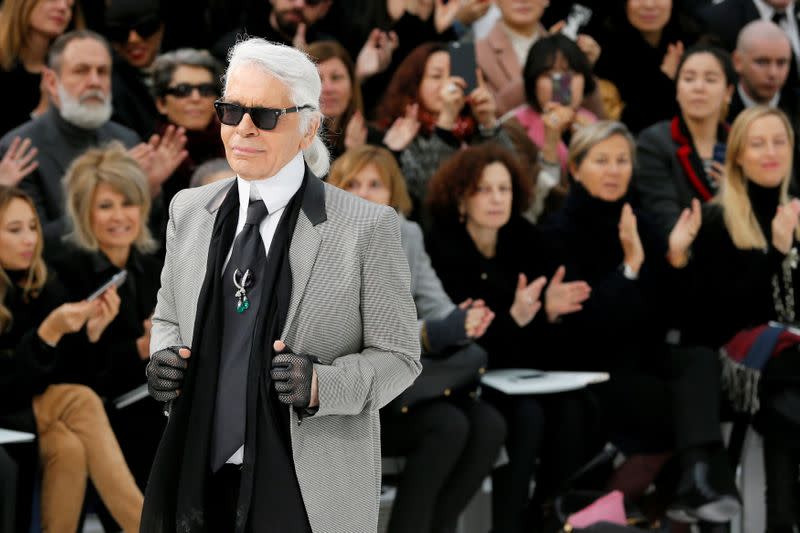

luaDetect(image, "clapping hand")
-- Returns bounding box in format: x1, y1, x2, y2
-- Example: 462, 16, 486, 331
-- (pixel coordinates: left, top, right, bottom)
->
356, 29, 399, 81
456, 0, 492, 26
131, 125, 188, 196
661, 41, 684, 80
510, 274, 547, 327
772, 198, 800, 254
667, 198, 702, 268
544, 266, 591, 323
468, 69, 498, 129
459, 298, 495, 338
383, 103, 421, 151
434, 0, 461, 33
344, 110, 368, 150
0, 137, 39, 187
86, 287, 121, 343
618, 203, 644, 274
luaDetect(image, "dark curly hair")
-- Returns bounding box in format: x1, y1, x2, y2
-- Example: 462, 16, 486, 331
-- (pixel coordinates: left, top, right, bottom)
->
426, 143, 532, 226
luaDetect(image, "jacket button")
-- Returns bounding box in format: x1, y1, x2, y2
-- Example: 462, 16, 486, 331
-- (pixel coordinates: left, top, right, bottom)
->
480, 273, 488, 280
444, 388, 452, 396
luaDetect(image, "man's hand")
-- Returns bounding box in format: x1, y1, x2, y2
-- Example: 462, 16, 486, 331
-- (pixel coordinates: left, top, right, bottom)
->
146, 346, 190, 402
271, 340, 319, 409
0, 136, 39, 187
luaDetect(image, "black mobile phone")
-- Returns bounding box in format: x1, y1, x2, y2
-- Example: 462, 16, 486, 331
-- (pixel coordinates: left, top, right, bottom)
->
551, 72, 572, 106
448, 40, 478, 93
87, 270, 127, 301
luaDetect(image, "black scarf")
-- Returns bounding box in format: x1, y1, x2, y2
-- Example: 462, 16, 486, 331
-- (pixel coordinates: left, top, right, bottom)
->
747, 180, 782, 243
141, 174, 310, 533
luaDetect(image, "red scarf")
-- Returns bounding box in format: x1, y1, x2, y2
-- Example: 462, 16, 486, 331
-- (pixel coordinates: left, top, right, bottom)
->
417, 107, 476, 143
670, 116, 729, 202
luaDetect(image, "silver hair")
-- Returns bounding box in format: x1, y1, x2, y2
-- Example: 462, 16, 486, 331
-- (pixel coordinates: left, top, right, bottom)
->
224, 38, 330, 177
190, 158, 233, 188
150, 48, 223, 98
568, 120, 636, 169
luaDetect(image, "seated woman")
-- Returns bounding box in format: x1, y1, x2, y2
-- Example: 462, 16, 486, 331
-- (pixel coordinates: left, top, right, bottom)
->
541, 120, 739, 524
505, 33, 598, 212
592, 0, 700, 134
635, 44, 735, 238
0, 185, 142, 532
673, 106, 800, 532
425, 143, 598, 532
150, 48, 225, 207
48, 143, 165, 494
375, 42, 514, 220
327, 145, 506, 533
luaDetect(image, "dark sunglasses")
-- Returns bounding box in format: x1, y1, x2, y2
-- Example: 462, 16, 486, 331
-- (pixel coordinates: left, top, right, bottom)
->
105, 16, 162, 43
304, 0, 325, 5
214, 101, 314, 131
163, 83, 219, 98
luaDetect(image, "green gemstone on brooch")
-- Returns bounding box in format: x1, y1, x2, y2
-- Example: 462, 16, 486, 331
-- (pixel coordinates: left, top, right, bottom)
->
236, 298, 250, 313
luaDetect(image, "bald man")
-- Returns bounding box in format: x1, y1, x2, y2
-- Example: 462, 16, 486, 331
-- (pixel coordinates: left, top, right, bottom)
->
729, 20, 798, 123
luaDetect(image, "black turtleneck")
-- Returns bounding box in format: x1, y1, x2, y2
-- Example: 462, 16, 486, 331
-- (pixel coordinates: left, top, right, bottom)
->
540, 183, 674, 372
683, 183, 793, 348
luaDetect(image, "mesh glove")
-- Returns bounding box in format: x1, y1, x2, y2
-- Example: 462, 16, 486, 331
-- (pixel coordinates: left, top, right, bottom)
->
146, 346, 188, 402
270, 349, 320, 409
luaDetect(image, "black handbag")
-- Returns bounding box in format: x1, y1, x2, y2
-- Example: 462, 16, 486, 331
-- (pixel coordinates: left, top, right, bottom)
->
386, 342, 488, 415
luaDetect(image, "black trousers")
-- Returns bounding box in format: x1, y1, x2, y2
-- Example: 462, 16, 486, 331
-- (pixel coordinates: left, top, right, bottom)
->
0, 446, 16, 533
598, 345, 723, 454
380, 398, 506, 533
482, 388, 600, 533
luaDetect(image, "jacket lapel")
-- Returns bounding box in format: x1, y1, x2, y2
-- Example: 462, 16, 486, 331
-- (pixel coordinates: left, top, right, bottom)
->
281, 170, 326, 339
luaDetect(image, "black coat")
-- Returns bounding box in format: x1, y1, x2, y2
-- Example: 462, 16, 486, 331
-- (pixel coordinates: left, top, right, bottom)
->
110, 55, 160, 140
539, 184, 676, 372
426, 216, 550, 370
48, 245, 162, 398
681, 182, 800, 349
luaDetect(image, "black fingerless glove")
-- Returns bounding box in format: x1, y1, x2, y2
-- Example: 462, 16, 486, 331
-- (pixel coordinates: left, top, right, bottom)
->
270, 350, 320, 410
423, 307, 468, 354
146, 346, 188, 402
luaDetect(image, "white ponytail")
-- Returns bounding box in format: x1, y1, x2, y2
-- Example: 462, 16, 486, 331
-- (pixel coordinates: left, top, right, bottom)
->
304, 136, 330, 178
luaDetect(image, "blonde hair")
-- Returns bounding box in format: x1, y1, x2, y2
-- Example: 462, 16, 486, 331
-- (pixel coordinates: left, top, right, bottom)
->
63, 142, 157, 254
0, 0, 83, 70
327, 145, 413, 215
716, 106, 797, 250
0, 186, 47, 332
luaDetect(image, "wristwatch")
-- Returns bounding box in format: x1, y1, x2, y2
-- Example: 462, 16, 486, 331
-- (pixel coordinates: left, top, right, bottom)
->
621, 263, 639, 281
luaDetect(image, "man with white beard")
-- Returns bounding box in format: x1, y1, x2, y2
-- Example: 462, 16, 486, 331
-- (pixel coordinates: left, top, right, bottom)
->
0, 30, 186, 246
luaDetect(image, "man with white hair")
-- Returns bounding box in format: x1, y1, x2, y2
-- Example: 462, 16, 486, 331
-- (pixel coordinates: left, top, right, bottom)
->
0, 30, 186, 244
729, 20, 799, 124
141, 38, 420, 532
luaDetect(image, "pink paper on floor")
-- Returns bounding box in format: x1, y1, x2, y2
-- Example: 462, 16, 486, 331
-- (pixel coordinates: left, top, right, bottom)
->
566, 490, 627, 528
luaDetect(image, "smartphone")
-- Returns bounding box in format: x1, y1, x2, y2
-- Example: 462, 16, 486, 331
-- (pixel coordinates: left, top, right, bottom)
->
87, 270, 127, 302
712, 143, 726, 165
551, 72, 572, 106
447, 40, 478, 93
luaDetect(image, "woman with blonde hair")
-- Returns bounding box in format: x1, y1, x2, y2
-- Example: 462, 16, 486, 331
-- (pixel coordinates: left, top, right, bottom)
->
328, 145, 505, 533
673, 106, 800, 532
0, 185, 143, 532
0, 0, 82, 135
49, 142, 165, 501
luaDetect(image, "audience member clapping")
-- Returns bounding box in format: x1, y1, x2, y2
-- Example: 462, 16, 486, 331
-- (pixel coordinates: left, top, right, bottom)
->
151, 48, 225, 206
542, 120, 740, 525
674, 106, 800, 531
635, 44, 735, 238
49, 144, 165, 498
593, 0, 701, 134
328, 145, 506, 533
0, 185, 143, 532
0, 0, 81, 135
377, 42, 514, 220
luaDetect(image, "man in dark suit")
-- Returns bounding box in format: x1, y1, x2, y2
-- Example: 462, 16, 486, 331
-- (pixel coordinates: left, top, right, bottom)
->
729, 20, 798, 124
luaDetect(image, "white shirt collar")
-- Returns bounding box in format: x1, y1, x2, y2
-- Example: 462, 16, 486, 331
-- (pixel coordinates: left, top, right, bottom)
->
235, 152, 305, 215
738, 82, 781, 109
753, 0, 796, 21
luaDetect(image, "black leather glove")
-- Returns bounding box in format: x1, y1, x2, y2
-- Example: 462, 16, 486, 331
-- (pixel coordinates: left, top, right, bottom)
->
146, 346, 188, 402
270, 348, 319, 410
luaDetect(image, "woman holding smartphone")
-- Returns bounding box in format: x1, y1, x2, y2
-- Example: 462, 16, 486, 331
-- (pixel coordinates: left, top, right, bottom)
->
635, 44, 735, 239
48, 143, 165, 504
0, 185, 143, 532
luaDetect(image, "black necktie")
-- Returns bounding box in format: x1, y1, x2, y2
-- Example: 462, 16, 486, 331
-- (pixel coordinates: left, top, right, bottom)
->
210, 198, 269, 472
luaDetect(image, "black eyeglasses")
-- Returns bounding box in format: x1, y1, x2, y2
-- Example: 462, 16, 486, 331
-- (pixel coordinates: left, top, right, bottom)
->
105, 16, 162, 43
163, 83, 219, 98
214, 101, 315, 131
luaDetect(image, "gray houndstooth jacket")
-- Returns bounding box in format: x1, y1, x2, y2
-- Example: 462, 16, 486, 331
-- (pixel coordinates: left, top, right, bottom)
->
150, 169, 421, 532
